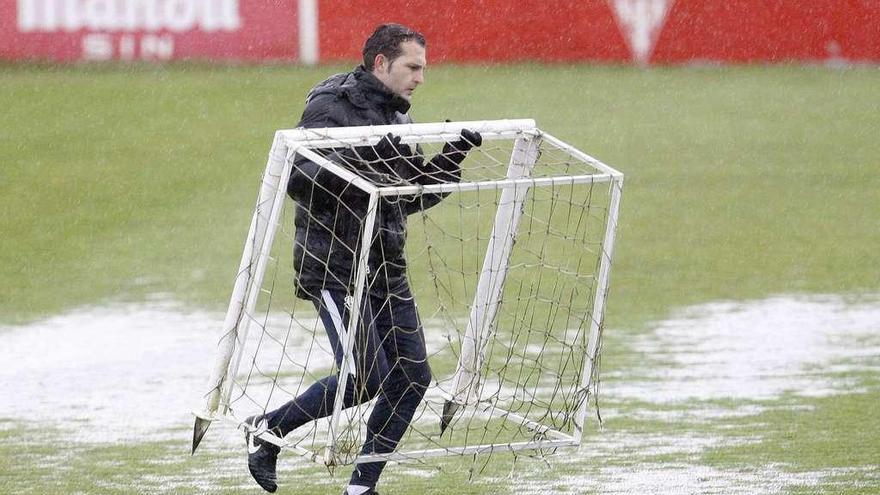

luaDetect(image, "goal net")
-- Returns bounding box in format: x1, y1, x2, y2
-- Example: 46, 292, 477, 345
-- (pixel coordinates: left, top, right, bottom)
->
192, 119, 624, 469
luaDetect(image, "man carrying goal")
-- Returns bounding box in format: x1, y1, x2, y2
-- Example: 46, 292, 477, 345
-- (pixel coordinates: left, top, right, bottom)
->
242, 23, 482, 494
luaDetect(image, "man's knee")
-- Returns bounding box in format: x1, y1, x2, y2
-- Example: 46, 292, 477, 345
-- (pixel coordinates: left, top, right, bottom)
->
403, 360, 432, 393
353, 368, 384, 400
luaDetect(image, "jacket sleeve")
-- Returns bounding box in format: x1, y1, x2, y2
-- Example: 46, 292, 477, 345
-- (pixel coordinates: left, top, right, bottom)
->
286, 96, 368, 207
398, 142, 468, 215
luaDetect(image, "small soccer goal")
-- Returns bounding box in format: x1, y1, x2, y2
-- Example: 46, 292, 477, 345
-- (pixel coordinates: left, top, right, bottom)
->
191, 119, 624, 468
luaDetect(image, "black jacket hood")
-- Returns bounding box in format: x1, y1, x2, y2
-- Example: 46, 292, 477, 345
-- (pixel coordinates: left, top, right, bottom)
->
306, 65, 411, 115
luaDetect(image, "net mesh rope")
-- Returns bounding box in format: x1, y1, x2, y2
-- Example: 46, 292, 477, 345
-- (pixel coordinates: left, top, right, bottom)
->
219, 129, 614, 468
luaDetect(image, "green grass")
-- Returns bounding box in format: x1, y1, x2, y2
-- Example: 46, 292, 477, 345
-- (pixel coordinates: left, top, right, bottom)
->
1, 63, 879, 494
2, 64, 878, 324
703, 393, 880, 470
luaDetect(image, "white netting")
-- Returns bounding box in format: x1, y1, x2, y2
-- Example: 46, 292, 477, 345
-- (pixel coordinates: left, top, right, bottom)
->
196, 120, 623, 469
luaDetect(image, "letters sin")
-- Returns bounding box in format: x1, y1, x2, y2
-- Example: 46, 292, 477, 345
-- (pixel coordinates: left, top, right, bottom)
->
1, 0, 298, 62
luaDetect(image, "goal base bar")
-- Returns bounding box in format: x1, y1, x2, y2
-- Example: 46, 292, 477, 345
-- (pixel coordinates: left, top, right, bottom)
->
208, 400, 578, 467
354, 437, 578, 464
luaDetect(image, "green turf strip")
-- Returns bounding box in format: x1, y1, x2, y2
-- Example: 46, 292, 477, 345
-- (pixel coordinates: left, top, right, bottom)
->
2, 64, 878, 324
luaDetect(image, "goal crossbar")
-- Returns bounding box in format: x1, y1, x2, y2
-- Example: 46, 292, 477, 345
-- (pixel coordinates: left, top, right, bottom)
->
374, 173, 617, 196
278, 118, 538, 148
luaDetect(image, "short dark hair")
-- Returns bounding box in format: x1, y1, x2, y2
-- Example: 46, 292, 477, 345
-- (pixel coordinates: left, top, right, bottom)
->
362, 23, 426, 71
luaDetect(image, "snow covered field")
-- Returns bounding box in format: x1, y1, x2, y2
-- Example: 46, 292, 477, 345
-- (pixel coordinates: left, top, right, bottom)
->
2, 294, 878, 493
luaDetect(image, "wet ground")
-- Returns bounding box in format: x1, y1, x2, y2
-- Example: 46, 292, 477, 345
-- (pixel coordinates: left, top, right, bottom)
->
1, 294, 878, 493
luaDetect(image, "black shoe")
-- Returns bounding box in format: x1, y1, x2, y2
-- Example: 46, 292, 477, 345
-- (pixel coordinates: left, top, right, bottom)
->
244, 416, 281, 493
342, 490, 379, 495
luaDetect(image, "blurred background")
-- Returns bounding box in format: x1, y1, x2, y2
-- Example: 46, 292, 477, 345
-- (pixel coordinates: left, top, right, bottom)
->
3, 0, 879, 66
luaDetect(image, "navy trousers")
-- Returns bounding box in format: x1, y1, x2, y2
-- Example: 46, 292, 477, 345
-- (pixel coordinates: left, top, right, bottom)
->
264, 287, 432, 488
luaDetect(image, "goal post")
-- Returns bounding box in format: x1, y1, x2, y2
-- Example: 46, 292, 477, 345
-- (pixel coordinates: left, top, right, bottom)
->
191, 119, 624, 468
441, 133, 541, 433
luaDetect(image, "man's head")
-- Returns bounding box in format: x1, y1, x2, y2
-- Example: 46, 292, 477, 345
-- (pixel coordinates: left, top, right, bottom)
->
363, 23, 426, 101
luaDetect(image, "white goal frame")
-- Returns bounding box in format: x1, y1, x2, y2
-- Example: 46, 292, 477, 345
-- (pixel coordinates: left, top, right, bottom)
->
192, 119, 624, 467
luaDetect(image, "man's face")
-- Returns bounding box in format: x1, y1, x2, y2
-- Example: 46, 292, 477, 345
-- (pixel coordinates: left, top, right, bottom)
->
372, 40, 426, 101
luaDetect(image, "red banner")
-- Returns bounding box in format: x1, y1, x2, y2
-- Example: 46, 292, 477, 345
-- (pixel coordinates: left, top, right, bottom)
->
317, 0, 630, 64
0, 0, 298, 62
653, 0, 880, 63
1, 1, 878, 64
316, 0, 880, 65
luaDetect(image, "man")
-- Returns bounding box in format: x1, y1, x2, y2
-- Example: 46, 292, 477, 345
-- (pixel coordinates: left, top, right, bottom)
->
243, 23, 482, 495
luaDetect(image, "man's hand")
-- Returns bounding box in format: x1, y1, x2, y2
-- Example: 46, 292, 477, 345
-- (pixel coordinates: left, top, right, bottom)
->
408, 127, 483, 186
448, 128, 483, 153
351, 132, 416, 181
374, 133, 413, 161
441, 128, 482, 161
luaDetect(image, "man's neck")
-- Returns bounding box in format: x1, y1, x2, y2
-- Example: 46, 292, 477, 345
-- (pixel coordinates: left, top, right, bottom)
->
356, 66, 410, 114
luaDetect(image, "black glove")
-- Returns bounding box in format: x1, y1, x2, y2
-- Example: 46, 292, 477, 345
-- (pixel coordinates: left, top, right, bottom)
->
352, 132, 416, 179
439, 128, 482, 167
408, 127, 481, 186
373, 132, 413, 161
447, 128, 482, 153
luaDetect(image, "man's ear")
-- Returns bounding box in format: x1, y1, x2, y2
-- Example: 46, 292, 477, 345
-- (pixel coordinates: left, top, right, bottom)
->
374, 53, 387, 72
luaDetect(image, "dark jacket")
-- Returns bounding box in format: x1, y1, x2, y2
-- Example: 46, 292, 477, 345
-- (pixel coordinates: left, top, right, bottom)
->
287, 66, 463, 299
